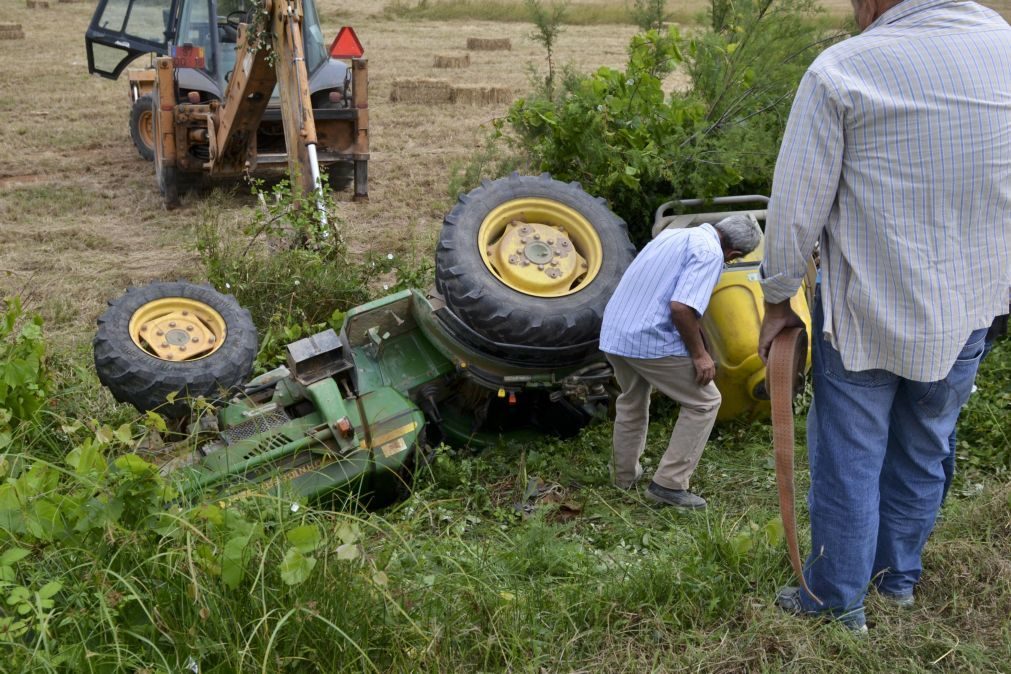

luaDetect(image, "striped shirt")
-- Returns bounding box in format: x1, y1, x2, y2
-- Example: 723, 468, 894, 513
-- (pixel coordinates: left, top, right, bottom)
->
761, 0, 1011, 381
600, 224, 724, 359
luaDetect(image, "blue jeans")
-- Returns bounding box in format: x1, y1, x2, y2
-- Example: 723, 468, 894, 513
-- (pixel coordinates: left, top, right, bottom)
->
798, 300, 987, 618
941, 337, 995, 501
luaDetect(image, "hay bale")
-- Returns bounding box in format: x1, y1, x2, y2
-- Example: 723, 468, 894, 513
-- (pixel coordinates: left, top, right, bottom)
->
466, 37, 511, 51
451, 86, 513, 106
26, 0, 50, 7
433, 53, 470, 69
389, 78, 454, 104
0, 23, 25, 40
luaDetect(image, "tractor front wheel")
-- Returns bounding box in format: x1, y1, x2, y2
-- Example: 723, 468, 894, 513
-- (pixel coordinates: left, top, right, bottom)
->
94, 282, 258, 419
129, 95, 155, 162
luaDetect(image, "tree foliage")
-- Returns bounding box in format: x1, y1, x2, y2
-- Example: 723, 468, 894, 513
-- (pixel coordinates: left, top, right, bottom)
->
502, 0, 839, 244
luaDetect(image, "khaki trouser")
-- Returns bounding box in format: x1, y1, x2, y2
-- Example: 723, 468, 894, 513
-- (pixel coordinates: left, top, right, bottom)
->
607, 353, 722, 491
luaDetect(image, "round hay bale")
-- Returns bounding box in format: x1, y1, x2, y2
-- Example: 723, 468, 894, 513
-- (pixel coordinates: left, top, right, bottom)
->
433, 53, 470, 69
0, 23, 25, 40
451, 86, 513, 107
466, 37, 511, 51
390, 79, 454, 105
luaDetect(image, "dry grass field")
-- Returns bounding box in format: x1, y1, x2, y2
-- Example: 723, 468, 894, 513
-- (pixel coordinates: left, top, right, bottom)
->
1, 0, 1009, 349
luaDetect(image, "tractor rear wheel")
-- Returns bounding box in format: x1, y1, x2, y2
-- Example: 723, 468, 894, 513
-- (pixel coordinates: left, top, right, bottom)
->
130, 95, 155, 162
94, 282, 258, 419
435, 173, 635, 358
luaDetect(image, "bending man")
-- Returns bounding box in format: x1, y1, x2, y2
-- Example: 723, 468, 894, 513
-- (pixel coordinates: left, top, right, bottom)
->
600, 215, 760, 510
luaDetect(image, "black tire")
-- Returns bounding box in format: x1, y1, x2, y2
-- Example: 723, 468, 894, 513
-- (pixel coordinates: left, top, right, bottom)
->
130, 95, 155, 162
327, 161, 354, 191
94, 282, 258, 419
435, 173, 635, 356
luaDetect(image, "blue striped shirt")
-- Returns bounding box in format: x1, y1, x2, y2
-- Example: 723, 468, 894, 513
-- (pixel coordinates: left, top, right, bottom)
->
761, 0, 1011, 381
600, 224, 724, 358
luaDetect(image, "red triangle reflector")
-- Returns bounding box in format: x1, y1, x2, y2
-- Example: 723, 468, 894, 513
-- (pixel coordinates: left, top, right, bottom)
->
329, 26, 364, 59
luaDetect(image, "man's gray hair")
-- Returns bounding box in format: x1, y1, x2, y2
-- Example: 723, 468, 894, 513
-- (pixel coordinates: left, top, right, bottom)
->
713, 214, 762, 254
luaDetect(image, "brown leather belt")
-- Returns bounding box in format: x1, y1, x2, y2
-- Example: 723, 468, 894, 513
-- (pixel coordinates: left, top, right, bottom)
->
768, 327, 822, 604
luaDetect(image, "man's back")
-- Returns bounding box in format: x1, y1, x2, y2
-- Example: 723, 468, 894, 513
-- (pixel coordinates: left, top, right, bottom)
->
763, 0, 1011, 380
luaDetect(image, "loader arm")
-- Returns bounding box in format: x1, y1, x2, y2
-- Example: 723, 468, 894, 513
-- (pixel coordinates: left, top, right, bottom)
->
211, 0, 320, 196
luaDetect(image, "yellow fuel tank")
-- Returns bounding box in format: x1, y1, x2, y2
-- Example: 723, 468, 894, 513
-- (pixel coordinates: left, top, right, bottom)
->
701, 239, 812, 422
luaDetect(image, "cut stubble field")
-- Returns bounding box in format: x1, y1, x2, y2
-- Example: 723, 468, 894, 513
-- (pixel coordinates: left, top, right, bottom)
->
0, 0, 644, 348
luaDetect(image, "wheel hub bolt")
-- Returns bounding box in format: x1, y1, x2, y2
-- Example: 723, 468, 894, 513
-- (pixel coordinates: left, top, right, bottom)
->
181, 311, 189, 316
168, 322, 176, 328
537, 264, 545, 271
208, 336, 216, 343
186, 325, 194, 332
156, 330, 164, 336
179, 346, 186, 352
160, 342, 169, 348
165, 354, 173, 360
191, 337, 199, 343
140, 326, 147, 333
547, 239, 554, 245
533, 234, 540, 240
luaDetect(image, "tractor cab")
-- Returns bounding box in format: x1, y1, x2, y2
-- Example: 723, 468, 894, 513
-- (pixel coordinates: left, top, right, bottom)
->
86, 0, 334, 100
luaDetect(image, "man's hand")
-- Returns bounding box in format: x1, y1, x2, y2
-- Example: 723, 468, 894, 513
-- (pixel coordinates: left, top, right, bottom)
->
759, 300, 805, 364
692, 352, 717, 386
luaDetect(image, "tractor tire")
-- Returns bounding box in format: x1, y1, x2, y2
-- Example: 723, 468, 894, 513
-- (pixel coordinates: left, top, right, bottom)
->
436, 173, 635, 356
327, 161, 354, 191
130, 95, 155, 162
94, 282, 258, 419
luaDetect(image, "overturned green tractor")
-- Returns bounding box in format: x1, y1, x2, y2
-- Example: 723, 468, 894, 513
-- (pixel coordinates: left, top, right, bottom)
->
93, 175, 810, 505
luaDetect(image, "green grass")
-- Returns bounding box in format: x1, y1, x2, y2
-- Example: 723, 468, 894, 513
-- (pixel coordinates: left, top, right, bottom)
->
1, 338, 1008, 671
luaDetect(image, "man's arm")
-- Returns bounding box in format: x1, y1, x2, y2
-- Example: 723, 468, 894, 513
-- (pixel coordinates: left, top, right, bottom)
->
670, 302, 716, 385
758, 68, 843, 362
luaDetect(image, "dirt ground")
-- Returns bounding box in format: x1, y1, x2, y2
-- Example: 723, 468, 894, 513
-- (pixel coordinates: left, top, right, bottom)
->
1, 0, 1009, 350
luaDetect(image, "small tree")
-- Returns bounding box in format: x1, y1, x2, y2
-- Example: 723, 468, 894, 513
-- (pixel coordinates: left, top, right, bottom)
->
632, 0, 669, 32
525, 0, 568, 97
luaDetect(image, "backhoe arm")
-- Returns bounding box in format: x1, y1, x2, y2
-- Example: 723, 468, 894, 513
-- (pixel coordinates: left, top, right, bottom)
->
211, 0, 320, 197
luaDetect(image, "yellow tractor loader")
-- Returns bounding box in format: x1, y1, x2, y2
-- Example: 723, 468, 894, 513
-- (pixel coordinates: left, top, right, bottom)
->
86, 0, 368, 208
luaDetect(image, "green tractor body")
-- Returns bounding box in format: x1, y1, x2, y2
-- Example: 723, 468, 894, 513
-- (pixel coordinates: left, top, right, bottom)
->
158, 290, 609, 503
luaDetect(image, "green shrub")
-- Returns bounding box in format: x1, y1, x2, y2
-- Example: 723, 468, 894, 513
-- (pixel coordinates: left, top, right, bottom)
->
197, 179, 372, 329
499, 0, 839, 244
0, 298, 49, 451
956, 337, 1011, 477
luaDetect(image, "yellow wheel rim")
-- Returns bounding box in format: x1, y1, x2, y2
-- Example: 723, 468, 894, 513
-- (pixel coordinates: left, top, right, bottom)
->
138, 109, 154, 150
478, 198, 603, 297
128, 298, 226, 362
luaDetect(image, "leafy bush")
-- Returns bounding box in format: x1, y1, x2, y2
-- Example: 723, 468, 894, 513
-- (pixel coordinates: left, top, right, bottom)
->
197, 179, 372, 332
498, 0, 838, 244
0, 298, 49, 451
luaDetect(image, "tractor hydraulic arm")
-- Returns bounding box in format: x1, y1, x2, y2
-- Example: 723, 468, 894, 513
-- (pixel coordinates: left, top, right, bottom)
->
211, 0, 321, 197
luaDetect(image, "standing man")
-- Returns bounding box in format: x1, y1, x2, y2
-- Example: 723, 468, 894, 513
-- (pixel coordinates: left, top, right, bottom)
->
600, 215, 760, 510
758, 0, 1011, 631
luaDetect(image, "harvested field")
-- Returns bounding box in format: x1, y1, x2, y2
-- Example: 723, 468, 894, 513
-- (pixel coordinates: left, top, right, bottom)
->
2, 0, 1010, 350
0, 0, 640, 349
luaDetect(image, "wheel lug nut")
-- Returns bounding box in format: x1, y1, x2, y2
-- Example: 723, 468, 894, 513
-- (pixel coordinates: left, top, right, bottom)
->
186, 325, 194, 332
140, 325, 147, 333
179, 346, 186, 352
156, 330, 164, 336
533, 234, 540, 240
165, 354, 173, 360
160, 342, 169, 348
550, 260, 558, 266
191, 337, 199, 343
547, 239, 554, 245
537, 264, 545, 271
520, 238, 527, 244
181, 310, 189, 316
208, 336, 216, 343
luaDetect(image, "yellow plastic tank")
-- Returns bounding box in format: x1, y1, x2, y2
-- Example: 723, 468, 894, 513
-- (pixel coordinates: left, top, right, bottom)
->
701, 238, 812, 422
